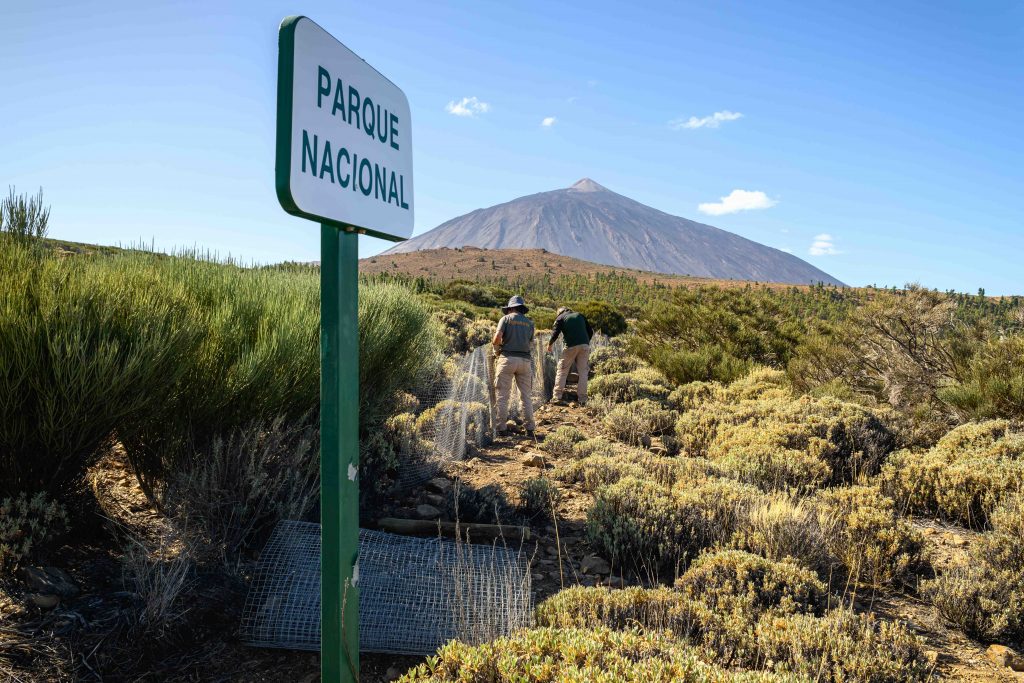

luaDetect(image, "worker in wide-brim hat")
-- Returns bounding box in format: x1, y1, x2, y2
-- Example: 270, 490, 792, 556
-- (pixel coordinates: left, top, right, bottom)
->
492, 295, 536, 437
547, 306, 595, 406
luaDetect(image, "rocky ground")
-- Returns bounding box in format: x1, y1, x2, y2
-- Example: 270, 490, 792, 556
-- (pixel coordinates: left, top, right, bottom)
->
2, 399, 1024, 681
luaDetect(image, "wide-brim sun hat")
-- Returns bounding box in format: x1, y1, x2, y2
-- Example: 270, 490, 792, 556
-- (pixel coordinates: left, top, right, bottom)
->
502, 295, 529, 314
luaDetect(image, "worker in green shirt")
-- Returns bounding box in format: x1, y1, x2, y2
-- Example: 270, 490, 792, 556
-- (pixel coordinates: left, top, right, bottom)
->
492, 295, 536, 437
547, 306, 594, 405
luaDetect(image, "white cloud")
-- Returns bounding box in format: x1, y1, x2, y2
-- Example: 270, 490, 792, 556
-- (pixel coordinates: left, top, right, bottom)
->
669, 110, 743, 130
445, 96, 490, 117
698, 189, 777, 216
541, 116, 557, 127
809, 233, 842, 256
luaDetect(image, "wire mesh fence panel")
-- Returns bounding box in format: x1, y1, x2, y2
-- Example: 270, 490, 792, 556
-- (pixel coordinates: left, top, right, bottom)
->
241, 521, 533, 655
394, 344, 494, 489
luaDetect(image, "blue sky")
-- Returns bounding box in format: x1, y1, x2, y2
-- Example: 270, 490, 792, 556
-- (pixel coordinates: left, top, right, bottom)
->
2, 1, 1022, 293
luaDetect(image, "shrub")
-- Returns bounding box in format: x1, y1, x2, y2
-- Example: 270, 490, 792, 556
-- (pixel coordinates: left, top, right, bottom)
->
630, 286, 803, 384
450, 483, 517, 525
0, 492, 68, 572
518, 476, 560, 521
588, 369, 671, 404
880, 419, 1024, 527
399, 626, 799, 682
788, 286, 979, 437
674, 379, 897, 491
586, 476, 761, 576
540, 425, 586, 456
815, 486, 923, 586
925, 494, 1024, 641
677, 549, 827, 617
940, 335, 1024, 421
729, 496, 832, 577
536, 586, 698, 636
667, 381, 724, 412
0, 243, 205, 498
588, 343, 642, 375
570, 436, 618, 459
163, 416, 319, 566
926, 564, 1024, 643
433, 309, 494, 355
96, 257, 443, 502
1, 187, 50, 246
574, 300, 628, 337
755, 609, 932, 682
558, 448, 710, 493
675, 550, 828, 665
604, 399, 678, 447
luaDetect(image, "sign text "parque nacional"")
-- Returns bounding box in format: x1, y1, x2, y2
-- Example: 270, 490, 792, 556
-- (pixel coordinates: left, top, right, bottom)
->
276, 16, 414, 240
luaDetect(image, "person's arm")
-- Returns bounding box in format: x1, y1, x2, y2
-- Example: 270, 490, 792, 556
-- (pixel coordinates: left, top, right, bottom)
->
492, 317, 506, 348
547, 315, 564, 352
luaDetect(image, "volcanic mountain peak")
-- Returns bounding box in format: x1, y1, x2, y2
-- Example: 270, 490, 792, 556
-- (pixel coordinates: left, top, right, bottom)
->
569, 178, 609, 193
388, 179, 843, 286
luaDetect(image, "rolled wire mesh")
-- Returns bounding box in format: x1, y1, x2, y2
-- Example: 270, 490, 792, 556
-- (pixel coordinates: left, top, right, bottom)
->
241, 521, 533, 655
394, 344, 495, 489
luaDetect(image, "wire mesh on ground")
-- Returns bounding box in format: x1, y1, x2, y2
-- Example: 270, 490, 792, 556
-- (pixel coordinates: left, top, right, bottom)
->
241, 521, 533, 655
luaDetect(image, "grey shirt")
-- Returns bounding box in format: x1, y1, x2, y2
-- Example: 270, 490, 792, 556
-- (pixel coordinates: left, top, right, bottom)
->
496, 312, 535, 358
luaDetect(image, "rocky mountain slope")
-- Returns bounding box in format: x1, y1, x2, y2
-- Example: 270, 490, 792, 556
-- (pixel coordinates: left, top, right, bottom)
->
386, 178, 843, 286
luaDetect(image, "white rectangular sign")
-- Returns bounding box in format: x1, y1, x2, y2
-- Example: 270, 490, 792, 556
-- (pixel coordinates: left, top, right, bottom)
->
277, 16, 414, 241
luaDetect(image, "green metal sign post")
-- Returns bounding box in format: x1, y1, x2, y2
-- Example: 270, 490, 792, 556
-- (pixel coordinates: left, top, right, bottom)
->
320, 223, 361, 681
276, 15, 414, 683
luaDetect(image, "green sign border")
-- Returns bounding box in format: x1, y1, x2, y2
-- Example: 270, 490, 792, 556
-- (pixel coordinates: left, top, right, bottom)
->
276, 15, 409, 243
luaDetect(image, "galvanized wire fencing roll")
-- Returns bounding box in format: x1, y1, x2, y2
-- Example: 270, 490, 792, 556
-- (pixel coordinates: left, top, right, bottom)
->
241, 521, 532, 655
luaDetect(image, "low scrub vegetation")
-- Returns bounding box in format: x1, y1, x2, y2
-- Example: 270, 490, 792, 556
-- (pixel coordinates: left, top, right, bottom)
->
880, 419, 1024, 527
535, 550, 931, 682
603, 399, 678, 447
399, 626, 800, 682
540, 425, 586, 456
673, 369, 898, 491
0, 237, 443, 507
925, 493, 1024, 642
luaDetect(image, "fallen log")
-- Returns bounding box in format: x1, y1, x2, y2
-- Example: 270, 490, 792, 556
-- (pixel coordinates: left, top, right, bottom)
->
376, 517, 531, 543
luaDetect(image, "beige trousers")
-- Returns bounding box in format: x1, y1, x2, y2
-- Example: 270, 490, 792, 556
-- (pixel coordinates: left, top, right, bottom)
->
554, 344, 591, 404
494, 355, 535, 431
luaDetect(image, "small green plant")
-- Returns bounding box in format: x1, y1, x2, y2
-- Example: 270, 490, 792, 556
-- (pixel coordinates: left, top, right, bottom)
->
570, 436, 617, 460
540, 425, 586, 457
518, 476, 560, 520
536, 586, 698, 635
450, 483, 517, 525
0, 492, 68, 572
588, 343, 642, 375
588, 369, 671, 404
603, 399, 678, 447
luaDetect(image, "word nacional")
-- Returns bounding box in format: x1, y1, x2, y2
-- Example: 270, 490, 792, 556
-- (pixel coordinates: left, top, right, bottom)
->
299, 64, 409, 210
